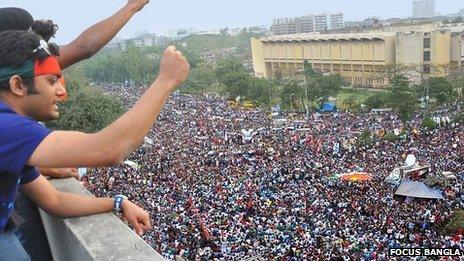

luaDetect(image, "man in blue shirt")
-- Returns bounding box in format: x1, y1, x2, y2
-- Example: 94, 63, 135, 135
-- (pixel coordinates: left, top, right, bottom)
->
0, 4, 151, 259
0, 0, 150, 178
0, 29, 190, 260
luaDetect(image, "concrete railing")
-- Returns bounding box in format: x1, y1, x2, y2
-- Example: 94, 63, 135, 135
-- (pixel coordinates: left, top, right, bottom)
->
38, 178, 164, 261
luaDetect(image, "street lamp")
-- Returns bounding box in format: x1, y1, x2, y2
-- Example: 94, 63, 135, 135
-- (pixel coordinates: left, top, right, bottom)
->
304, 77, 310, 117
290, 93, 295, 113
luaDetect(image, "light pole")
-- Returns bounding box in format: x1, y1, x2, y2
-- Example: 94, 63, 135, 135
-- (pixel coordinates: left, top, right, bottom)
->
304, 77, 310, 117
290, 93, 295, 113
268, 84, 272, 110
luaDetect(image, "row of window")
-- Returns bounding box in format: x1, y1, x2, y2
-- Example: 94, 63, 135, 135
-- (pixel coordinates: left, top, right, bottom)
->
343, 76, 386, 85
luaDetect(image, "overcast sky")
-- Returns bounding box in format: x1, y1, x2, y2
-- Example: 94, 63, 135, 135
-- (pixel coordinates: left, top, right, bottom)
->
1, 0, 462, 44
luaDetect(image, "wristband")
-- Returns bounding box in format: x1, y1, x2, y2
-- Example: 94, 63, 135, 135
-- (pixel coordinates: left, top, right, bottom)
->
114, 194, 127, 213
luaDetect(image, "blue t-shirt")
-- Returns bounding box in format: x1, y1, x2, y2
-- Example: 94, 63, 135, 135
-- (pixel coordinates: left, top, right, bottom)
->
0, 102, 51, 233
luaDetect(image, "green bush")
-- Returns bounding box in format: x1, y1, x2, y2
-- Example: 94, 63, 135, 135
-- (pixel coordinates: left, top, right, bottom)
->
421, 117, 438, 130
443, 210, 464, 235
383, 133, 398, 142
357, 130, 373, 145
365, 91, 389, 109
455, 111, 464, 124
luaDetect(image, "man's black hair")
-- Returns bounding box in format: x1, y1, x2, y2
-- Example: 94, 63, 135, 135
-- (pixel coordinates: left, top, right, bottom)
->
0, 8, 58, 41
0, 7, 34, 32
0, 30, 50, 94
31, 20, 58, 42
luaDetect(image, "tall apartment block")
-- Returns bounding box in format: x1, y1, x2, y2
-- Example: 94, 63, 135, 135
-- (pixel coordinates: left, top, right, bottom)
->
330, 13, 345, 30
314, 14, 329, 32
271, 13, 344, 35
412, 0, 435, 18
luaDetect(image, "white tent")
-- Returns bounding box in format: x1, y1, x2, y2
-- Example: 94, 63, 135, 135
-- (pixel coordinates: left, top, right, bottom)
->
395, 181, 443, 199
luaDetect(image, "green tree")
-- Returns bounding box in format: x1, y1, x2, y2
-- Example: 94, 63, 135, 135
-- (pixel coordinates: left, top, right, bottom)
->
303, 61, 343, 109
448, 68, 464, 100
426, 77, 454, 104
452, 16, 464, 23
364, 91, 390, 109
82, 45, 161, 84
383, 133, 398, 142
47, 86, 125, 133
343, 95, 359, 111
387, 74, 419, 123
280, 79, 304, 110
47, 69, 125, 132
247, 77, 276, 106
123, 46, 157, 85
357, 130, 373, 146
62, 67, 89, 93
182, 63, 216, 94
215, 57, 252, 99
455, 110, 464, 123
421, 117, 438, 130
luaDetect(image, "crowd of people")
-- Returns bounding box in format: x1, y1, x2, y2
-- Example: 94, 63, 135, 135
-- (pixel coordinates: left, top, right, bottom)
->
83, 84, 464, 260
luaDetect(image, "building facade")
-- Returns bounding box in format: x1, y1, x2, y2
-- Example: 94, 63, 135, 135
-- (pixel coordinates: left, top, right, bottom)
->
412, 0, 435, 18
271, 13, 344, 35
251, 28, 464, 87
272, 18, 299, 35
330, 13, 345, 30
314, 14, 329, 32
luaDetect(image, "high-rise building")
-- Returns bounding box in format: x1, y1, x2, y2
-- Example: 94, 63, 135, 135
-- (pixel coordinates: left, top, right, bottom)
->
299, 15, 315, 33
412, 0, 435, 18
314, 14, 329, 32
271, 18, 299, 35
271, 13, 343, 35
457, 8, 464, 16
330, 13, 345, 30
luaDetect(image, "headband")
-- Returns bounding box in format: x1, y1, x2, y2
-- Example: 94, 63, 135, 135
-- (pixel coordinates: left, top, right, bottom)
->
0, 55, 63, 85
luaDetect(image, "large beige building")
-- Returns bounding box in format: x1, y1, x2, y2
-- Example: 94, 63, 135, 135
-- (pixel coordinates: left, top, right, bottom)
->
251, 28, 464, 87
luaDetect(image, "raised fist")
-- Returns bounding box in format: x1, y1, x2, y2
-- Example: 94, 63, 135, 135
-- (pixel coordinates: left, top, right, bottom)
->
158, 46, 190, 92
127, 0, 150, 12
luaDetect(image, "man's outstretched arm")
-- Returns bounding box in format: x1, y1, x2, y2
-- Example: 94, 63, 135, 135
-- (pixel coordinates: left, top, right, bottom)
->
58, 0, 150, 69
39, 167, 79, 179
27, 46, 190, 169
21, 175, 151, 236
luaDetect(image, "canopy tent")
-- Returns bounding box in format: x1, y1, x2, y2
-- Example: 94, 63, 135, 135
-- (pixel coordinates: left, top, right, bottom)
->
386, 165, 430, 183
395, 181, 443, 199
340, 172, 372, 182
318, 102, 337, 113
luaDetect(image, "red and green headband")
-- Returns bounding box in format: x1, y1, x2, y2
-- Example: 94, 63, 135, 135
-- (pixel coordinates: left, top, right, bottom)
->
0, 55, 63, 84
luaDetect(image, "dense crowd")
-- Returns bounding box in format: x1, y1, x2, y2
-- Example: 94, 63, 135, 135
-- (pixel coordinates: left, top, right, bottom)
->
83, 84, 464, 260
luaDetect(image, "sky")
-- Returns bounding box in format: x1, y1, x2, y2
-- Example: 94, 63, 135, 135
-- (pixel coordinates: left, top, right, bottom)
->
1, 0, 462, 44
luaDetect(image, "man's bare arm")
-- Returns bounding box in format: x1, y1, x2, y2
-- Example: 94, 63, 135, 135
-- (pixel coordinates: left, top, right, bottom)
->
21, 175, 151, 235
22, 175, 113, 216
27, 46, 190, 168
58, 0, 149, 69
39, 167, 79, 179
